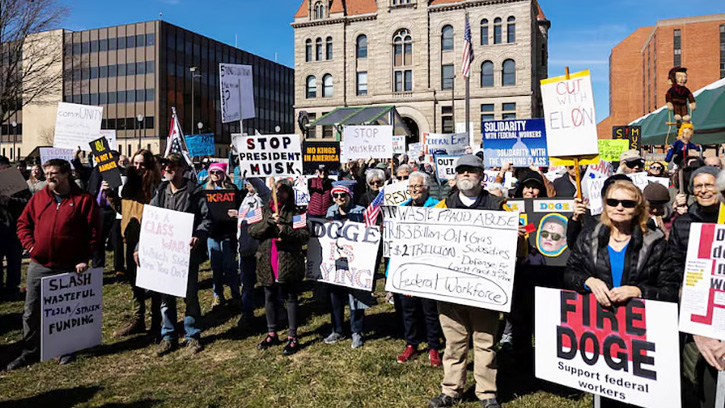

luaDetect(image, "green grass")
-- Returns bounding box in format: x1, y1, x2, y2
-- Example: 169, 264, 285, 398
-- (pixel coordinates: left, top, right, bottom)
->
0, 255, 591, 408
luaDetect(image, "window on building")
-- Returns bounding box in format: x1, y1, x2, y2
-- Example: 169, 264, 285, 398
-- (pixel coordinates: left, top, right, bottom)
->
481, 103, 494, 122
146, 33, 155, 46
136, 34, 145, 48
100, 92, 107, 105
145, 116, 154, 129
441, 25, 454, 51
357, 72, 368, 95
314, 1, 325, 19
322, 74, 333, 97
357, 35, 367, 59
480, 19, 489, 45
99, 38, 107, 52
441, 106, 454, 133
136, 89, 145, 102
108, 92, 116, 104
507, 16, 515, 43
502, 59, 515, 86
326, 36, 333, 60
136, 62, 145, 75
117, 91, 126, 103
118, 63, 126, 76
82, 41, 90, 53
307, 113, 317, 138
306, 75, 317, 98
100, 66, 108, 78
146, 89, 155, 102
315, 38, 322, 61
720, 24, 725, 78
305, 39, 312, 62
127, 62, 135, 76
392, 0, 411, 4
127, 35, 135, 48
502, 102, 516, 119
90, 93, 98, 105
108, 37, 117, 51
393, 29, 413, 92
109, 64, 117, 77
481, 60, 493, 87
493, 18, 502, 44
674, 29, 681, 67
91, 40, 99, 53
442, 64, 454, 89
118, 36, 126, 49
127, 90, 135, 103
146, 61, 155, 74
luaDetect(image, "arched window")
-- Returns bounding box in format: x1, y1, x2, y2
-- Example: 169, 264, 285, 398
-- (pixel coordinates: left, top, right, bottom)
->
322, 74, 333, 97
326, 36, 333, 60
480, 19, 489, 45
393, 29, 413, 92
494, 17, 502, 44
313, 1, 325, 19
502, 59, 515, 86
306, 76, 317, 98
315, 38, 322, 61
441, 25, 453, 51
481, 61, 493, 87
305, 39, 312, 62
356, 35, 367, 59
507, 16, 516, 43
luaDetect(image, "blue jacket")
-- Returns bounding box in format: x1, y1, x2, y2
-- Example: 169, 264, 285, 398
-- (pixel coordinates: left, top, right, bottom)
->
401, 195, 439, 207
326, 203, 365, 223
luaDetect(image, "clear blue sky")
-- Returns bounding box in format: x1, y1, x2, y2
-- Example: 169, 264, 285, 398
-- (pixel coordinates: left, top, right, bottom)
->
60, 0, 724, 121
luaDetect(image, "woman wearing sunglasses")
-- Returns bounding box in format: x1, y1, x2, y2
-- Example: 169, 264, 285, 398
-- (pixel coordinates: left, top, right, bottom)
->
647, 161, 666, 177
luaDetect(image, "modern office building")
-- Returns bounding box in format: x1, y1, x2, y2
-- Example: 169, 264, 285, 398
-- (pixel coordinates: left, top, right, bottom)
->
597, 14, 725, 138
292, 0, 550, 145
0, 20, 294, 160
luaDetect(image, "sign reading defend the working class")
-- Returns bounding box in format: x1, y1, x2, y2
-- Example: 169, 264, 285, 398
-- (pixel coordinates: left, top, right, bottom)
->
535, 287, 680, 408
232, 133, 303, 177
89, 136, 123, 189
482, 119, 549, 167
342, 125, 393, 160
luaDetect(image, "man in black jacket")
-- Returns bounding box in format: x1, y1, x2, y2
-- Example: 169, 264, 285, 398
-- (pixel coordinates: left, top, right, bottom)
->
0, 156, 30, 301
554, 165, 579, 197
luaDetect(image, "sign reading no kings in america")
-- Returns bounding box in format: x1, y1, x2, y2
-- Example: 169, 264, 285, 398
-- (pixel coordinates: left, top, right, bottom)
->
385, 207, 519, 312
232, 134, 303, 177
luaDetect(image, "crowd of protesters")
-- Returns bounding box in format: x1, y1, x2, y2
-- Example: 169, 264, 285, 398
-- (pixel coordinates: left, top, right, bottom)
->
1, 143, 724, 408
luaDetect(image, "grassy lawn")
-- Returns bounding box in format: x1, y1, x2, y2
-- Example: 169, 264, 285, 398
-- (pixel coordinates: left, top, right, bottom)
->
0, 255, 591, 408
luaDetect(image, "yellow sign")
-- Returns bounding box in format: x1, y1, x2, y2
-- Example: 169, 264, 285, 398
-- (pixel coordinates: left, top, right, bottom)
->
597, 139, 629, 162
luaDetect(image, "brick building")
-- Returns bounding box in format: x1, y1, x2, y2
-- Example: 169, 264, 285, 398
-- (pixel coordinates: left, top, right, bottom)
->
597, 14, 725, 139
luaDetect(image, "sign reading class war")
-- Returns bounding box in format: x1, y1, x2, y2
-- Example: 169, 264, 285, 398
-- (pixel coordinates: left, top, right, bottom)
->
385, 207, 519, 312
302, 141, 341, 174
89, 136, 123, 189
219, 63, 255, 123
342, 125, 394, 160
136, 206, 195, 298
53, 102, 104, 150
203, 189, 237, 222
482, 119, 549, 167
535, 288, 681, 408
232, 133, 303, 177
185, 133, 215, 157
41, 268, 103, 361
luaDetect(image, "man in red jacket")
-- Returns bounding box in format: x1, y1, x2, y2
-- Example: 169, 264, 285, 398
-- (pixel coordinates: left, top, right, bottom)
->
6, 159, 100, 370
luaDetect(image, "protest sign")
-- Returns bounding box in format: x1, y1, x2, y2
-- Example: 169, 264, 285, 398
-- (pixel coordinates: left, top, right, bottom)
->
203, 189, 237, 222
680, 223, 725, 340
381, 206, 399, 258
185, 133, 215, 157
306, 218, 381, 291
455, 122, 476, 147
342, 126, 393, 160
53, 102, 103, 150
41, 268, 103, 361
232, 134, 302, 177
627, 172, 648, 192
293, 178, 310, 206
435, 155, 460, 181
383, 180, 412, 206
540, 70, 598, 158
613, 126, 641, 150
483, 170, 514, 190
89, 137, 123, 189
522, 199, 575, 266
583, 160, 613, 180
39, 147, 74, 165
302, 141, 341, 174
99, 129, 117, 150
385, 207, 519, 312
0, 167, 29, 196
136, 206, 194, 297
482, 119, 548, 167
597, 139, 629, 162
219, 63, 255, 122
535, 287, 680, 408
392, 136, 406, 155
585, 177, 606, 216
408, 142, 422, 159
423, 132, 468, 156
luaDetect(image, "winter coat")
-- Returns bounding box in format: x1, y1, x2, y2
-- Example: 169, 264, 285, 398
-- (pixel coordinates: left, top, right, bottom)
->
326, 203, 365, 222
248, 205, 310, 287
553, 174, 577, 198
564, 222, 678, 302
307, 177, 333, 217
435, 188, 506, 211
237, 178, 271, 256
401, 195, 439, 207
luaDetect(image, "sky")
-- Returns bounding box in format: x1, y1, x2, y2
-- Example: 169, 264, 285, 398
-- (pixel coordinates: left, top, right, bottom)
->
59, 0, 725, 121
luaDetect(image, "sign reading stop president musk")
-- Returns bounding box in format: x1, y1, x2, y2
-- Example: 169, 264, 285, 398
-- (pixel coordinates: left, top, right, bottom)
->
232, 134, 303, 177
535, 287, 680, 408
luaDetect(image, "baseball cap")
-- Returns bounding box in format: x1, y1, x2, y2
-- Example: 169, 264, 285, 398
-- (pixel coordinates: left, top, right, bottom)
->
619, 150, 642, 163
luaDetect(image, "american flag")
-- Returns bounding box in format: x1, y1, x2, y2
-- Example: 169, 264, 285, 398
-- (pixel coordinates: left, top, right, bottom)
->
363, 189, 385, 227
461, 14, 474, 78
246, 207, 263, 224
164, 108, 193, 165
293, 213, 307, 229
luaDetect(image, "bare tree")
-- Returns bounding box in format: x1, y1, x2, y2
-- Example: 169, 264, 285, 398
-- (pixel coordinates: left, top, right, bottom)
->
0, 0, 68, 123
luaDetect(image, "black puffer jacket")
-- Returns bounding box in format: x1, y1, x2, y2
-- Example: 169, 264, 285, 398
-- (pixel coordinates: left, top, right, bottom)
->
669, 203, 718, 276
564, 222, 678, 302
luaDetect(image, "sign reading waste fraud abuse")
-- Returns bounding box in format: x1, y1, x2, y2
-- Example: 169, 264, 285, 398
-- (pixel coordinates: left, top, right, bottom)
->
232, 133, 303, 177
385, 207, 519, 312
41, 268, 103, 361
535, 287, 680, 408
482, 119, 549, 167
306, 218, 381, 291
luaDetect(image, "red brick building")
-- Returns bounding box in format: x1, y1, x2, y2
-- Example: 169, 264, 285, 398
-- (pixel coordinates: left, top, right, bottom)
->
597, 14, 725, 139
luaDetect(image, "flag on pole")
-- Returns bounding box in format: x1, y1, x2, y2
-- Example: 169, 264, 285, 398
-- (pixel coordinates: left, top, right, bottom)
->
461, 14, 474, 78
164, 107, 193, 166
363, 189, 385, 227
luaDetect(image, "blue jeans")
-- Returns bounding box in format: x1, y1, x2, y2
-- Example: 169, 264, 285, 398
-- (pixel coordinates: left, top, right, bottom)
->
160, 260, 201, 340
239, 255, 257, 318
207, 237, 240, 301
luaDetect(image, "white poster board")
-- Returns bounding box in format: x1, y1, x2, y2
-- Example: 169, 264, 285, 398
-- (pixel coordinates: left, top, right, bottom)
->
385, 207, 519, 312
232, 134, 303, 177
219, 63, 255, 123
53, 102, 103, 150
392, 136, 406, 155
435, 155, 460, 181
0, 167, 29, 196
535, 287, 681, 408
408, 142, 422, 159
100, 129, 117, 151
136, 206, 194, 298
381, 206, 399, 258
383, 180, 412, 206
342, 126, 393, 160
423, 132, 468, 156
585, 177, 606, 216
41, 268, 103, 361
483, 170, 515, 190
306, 218, 381, 291
39, 147, 74, 165
540, 70, 598, 158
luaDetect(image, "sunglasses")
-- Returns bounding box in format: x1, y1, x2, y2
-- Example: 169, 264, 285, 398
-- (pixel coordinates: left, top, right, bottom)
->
332, 193, 348, 199
369, 180, 383, 186
625, 160, 644, 168
397, 175, 409, 180
606, 198, 637, 208
456, 167, 482, 175
540, 231, 562, 241
649, 165, 663, 170
210, 170, 224, 175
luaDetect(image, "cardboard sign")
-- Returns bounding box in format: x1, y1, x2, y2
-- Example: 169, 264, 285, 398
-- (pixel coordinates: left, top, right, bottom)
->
203, 189, 237, 222
41, 268, 103, 361
306, 218, 381, 291
435, 155, 460, 181
89, 137, 122, 189
483, 170, 515, 190
53, 102, 103, 150
232, 134, 303, 177
612, 126, 641, 150
680, 223, 725, 340
219, 63, 255, 123
522, 198, 575, 266
597, 139, 629, 162
584, 160, 613, 180
39, 147, 74, 165
392, 136, 406, 155
482, 119, 548, 167
385, 207, 519, 312
535, 288, 681, 408
99, 129, 117, 151
423, 132, 468, 156
408, 142, 422, 159
185, 133, 215, 157
585, 177, 606, 216
136, 206, 194, 297
0, 167, 29, 197
302, 141, 341, 174
342, 125, 393, 160
383, 180, 412, 206
540, 70, 598, 158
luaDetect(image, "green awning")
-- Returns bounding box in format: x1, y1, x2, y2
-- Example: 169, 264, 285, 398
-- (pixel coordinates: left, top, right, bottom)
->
310, 105, 412, 136
630, 78, 725, 145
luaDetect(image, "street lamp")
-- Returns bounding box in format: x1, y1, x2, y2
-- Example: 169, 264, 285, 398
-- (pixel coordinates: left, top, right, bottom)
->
190, 67, 201, 134
11, 121, 17, 161
136, 114, 144, 150
197, 122, 203, 133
